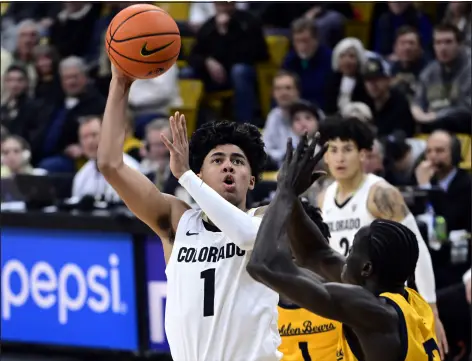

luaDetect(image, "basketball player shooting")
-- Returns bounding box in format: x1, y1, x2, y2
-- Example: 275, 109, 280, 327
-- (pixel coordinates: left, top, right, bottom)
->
247, 134, 441, 361
314, 117, 447, 357
98, 66, 285, 361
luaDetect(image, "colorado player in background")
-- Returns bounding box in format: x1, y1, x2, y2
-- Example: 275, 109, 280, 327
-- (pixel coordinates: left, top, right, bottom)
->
248, 134, 441, 361
278, 198, 340, 361
316, 117, 448, 357
98, 67, 281, 361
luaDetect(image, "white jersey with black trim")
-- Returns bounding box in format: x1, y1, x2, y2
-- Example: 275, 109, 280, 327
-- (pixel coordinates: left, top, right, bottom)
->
164, 208, 281, 361
321, 174, 383, 256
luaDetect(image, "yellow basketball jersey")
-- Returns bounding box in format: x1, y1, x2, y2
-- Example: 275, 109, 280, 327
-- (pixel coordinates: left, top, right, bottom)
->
336, 287, 440, 361
278, 303, 340, 361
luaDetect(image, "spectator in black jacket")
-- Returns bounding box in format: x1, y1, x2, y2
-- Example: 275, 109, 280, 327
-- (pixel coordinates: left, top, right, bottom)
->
415, 130, 471, 233
186, 2, 269, 123
0, 64, 38, 145
32, 44, 63, 106
363, 57, 416, 137
35, 56, 105, 173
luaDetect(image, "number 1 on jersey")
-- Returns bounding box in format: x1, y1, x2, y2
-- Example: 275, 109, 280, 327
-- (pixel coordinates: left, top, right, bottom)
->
298, 342, 312, 361
201, 268, 215, 317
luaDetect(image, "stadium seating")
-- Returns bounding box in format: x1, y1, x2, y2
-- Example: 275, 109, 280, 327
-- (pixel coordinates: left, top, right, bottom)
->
172, 79, 204, 136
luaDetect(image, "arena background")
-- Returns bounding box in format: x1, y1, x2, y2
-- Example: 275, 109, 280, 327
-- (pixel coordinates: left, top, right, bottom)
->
1, 2, 471, 361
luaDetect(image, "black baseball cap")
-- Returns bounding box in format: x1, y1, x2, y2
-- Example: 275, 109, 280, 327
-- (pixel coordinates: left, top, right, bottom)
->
289, 100, 320, 121
363, 57, 390, 80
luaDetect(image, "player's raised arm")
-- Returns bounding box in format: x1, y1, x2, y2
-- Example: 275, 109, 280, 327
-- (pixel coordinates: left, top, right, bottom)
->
247, 135, 396, 330
97, 67, 190, 242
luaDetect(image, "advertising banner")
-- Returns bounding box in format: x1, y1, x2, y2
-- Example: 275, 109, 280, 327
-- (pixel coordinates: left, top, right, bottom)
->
145, 236, 170, 352
1, 227, 138, 350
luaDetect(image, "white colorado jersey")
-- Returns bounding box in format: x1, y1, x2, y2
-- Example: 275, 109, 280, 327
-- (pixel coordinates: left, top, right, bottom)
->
165, 208, 281, 361
322, 174, 383, 256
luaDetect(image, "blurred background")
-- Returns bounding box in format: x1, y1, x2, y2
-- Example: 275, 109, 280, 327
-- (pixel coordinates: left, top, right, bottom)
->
0, 2, 471, 361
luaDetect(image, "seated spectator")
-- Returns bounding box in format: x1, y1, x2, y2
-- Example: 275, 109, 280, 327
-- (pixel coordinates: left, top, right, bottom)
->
415, 130, 471, 233
324, 37, 372, 115
363, 138, 385, 176
12, 19, 40, 90
188, 2, 248, 33
411, 24, 471, 134
32, 44, 63, 106
289, 100, 323, 148
383, 130, 426, 186
49, 3, 101, 59
35, 56, 106, 173
128, 64, 182, 138
281, 18, 332, 109
302, 4, 346, 48
1, 47, 14, 102
442, 2, 471, 50
186, 2, 269, 123
374, 2, 432, 58
340, 101, 375, 131
437, 268, 471, 361
262, 70, 300, 167
363, 57, 415, 137
139, 119, 192, 203
0, 64, 38, 144
72, 115, 140, 202
390, 26, 429, 101
1, 135, 45, 178
1, 3, 60, 52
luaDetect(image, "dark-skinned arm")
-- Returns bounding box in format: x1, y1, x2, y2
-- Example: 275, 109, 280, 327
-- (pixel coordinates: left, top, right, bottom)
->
247, 189, 397, 330
288, 198, 345, 282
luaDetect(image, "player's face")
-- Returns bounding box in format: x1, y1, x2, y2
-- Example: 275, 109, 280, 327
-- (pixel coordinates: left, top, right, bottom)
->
324, 139, 365, 181
198, 144, 255, 207
341, 227, 372, 285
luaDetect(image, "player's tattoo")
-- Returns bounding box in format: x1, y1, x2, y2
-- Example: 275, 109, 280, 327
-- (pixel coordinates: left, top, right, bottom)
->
372, 186, 410, 221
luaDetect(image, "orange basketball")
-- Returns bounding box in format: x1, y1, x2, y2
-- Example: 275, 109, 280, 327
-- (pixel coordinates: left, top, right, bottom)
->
105, 4, 181, 79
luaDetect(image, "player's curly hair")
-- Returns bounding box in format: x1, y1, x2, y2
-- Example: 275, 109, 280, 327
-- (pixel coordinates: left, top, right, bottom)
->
366, 219, 419, 286
189, 121, 267, 181
300, 198, 331, 240
319, 116, 374, 151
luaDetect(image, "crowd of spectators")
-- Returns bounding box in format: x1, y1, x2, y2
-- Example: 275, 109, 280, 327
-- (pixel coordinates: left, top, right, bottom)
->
1, 2, 471, 360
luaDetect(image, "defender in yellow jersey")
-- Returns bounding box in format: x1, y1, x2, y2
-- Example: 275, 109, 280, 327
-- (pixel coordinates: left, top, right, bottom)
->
278, 299, 340, 361
247, 134, 441, 361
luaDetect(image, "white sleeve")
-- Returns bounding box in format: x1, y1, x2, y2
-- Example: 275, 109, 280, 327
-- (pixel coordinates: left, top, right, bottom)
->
178, 170, 260, 250
463, 269, 471, 285
401, 213, 437, 303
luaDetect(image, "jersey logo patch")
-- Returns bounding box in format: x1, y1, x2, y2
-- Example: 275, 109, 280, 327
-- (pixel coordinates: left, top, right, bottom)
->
186, 231, 199, 236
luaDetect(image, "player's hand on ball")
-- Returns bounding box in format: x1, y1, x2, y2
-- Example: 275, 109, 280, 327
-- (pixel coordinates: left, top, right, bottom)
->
161, 111, 190, 179
111, 65, 134, 89
278, 132, 327, 195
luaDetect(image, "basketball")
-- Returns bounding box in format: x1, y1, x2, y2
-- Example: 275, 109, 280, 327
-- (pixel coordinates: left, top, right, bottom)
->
105, 4, 181, 79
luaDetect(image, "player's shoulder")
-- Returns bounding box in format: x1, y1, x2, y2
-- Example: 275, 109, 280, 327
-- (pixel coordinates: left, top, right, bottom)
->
368, 179, 402, 199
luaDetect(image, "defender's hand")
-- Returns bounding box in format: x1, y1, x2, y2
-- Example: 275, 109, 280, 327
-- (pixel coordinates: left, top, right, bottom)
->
277, 132, 327, 195
161, 111, 190, 179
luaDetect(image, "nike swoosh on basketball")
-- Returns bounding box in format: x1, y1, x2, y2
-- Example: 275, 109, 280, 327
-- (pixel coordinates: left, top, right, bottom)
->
140, 41, 174, 57
186, 231, 199, 236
